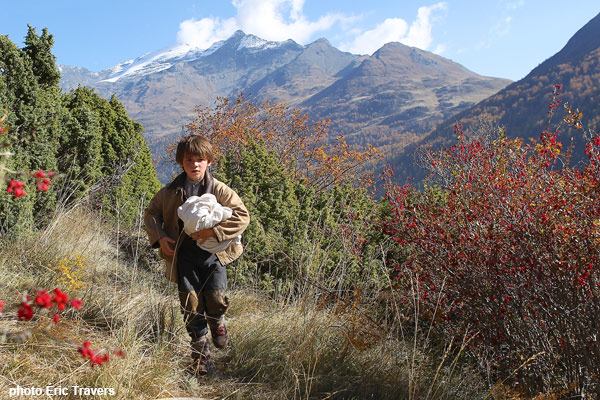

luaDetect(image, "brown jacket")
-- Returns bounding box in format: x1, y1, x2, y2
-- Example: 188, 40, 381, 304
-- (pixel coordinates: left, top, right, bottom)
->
144, 172, 250, 283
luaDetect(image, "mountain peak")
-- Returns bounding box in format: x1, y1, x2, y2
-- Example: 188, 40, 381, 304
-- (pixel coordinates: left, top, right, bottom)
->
99, 31, 298, 82
310, 37, 332, 46
373, 41, 419, 58
219, 30, 298, 52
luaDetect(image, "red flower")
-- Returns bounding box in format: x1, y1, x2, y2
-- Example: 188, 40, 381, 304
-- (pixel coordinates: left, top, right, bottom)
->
78, 341, 110, 367
91, 354, 109, 366
78, 341, 94, 359
52, 288, 69, 310
0, 300, 4, 313
33, 170, 45, 178
6, 180, 26, 199
70, 298, 83, 310
53, 313, 60, 324
8, 180, 24, 189
34, 290, 53, 308
17, 302, 34, 321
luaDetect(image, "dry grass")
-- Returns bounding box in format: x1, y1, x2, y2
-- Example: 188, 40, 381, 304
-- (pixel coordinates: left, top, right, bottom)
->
0, 204, 488, 399
0, 205, 191, 399
207, 290, 486, 400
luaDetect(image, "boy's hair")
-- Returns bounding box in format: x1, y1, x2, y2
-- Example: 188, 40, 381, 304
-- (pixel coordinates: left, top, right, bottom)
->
176, 135, 214, 164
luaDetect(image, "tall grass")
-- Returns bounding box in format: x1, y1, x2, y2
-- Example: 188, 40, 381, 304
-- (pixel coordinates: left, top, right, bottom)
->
0, 202, 488, 399
216, 289, 486, 400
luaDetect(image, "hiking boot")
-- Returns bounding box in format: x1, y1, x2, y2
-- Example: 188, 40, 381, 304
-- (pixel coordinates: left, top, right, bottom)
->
209, 320, 228, 349
189, 336, 211, 376
188, 354, 210, 376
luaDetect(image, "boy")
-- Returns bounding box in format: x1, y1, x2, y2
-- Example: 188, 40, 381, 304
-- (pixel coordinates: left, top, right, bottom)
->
144, 135, 249, 375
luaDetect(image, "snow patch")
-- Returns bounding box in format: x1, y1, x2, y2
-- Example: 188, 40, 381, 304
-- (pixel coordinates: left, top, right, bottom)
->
98, 32, 287, 83
238, 35, 282, 51
100, 43, 215, 83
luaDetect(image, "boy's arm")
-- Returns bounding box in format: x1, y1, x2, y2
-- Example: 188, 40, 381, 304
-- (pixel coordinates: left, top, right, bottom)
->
190, 228, 216, 245
144, 188, 167, 248
213, 183, 250, 242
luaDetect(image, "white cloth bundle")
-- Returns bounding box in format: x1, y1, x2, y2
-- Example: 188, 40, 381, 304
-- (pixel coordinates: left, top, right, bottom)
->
177, 193, 241, 253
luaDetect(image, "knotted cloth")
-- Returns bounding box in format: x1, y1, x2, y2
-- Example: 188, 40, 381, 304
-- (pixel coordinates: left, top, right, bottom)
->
177, 193, 241, 253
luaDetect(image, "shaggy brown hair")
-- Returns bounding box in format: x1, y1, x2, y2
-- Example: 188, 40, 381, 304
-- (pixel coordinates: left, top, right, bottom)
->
175, 135, 214, 165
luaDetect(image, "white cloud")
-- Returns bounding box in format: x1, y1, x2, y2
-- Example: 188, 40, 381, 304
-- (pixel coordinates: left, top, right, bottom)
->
340, 2, 447, 55
341, 18, 409, 55
177, 17, 237, 48
233, 0, 343, 42
177, 0, 346, 49
176, 1, 448, 55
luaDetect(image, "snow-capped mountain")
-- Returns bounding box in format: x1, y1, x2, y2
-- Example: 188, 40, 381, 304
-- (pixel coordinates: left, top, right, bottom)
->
100, 45, 210, 83
59, 30, 510, 182
84, 31, 291, 83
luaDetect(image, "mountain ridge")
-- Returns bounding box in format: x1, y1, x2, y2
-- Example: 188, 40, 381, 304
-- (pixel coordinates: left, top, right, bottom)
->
58, 31, 511, 182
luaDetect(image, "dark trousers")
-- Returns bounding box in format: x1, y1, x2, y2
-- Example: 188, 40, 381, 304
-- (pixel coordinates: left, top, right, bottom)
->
177, 243, 229, 339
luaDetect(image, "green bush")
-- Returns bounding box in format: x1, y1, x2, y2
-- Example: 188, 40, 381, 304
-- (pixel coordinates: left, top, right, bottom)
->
0, 26, 160, 234
215, 138, 386, 297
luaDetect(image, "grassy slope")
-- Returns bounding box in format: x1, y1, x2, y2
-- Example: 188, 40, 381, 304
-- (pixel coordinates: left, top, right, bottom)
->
0, 205, 487, 400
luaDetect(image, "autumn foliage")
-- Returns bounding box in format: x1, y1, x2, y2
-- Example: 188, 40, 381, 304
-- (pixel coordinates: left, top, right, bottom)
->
184, 95, 378, 191
382, 85, 600, 396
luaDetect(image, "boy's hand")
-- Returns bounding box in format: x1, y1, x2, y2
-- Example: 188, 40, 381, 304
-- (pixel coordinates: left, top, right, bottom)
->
190, 228, 216, 245
159, 237, 176, 256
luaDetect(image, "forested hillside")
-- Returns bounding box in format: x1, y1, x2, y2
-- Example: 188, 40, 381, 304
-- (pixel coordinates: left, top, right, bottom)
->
395, 12, 600, 184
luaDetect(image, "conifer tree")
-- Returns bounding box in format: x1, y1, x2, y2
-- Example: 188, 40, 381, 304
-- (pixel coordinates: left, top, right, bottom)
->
1, 27, 160, 233
59, 87, 103, 194
215, 138, 381, 292
59, 88, 161, 225
23, 25, 61, 88
0, 32, 60, 232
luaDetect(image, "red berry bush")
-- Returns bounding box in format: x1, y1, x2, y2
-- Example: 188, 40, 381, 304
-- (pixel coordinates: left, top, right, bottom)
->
1, 110, 55, 199
382, 86, 600, 396
1, 288, 124, 368
1, 112, 123, 368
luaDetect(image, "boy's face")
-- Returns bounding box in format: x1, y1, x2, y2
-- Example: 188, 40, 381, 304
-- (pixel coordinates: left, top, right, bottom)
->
181, 152, 211, 182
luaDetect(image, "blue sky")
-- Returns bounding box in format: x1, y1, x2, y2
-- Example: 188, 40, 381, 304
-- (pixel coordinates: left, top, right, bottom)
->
3, 1, 600, 81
